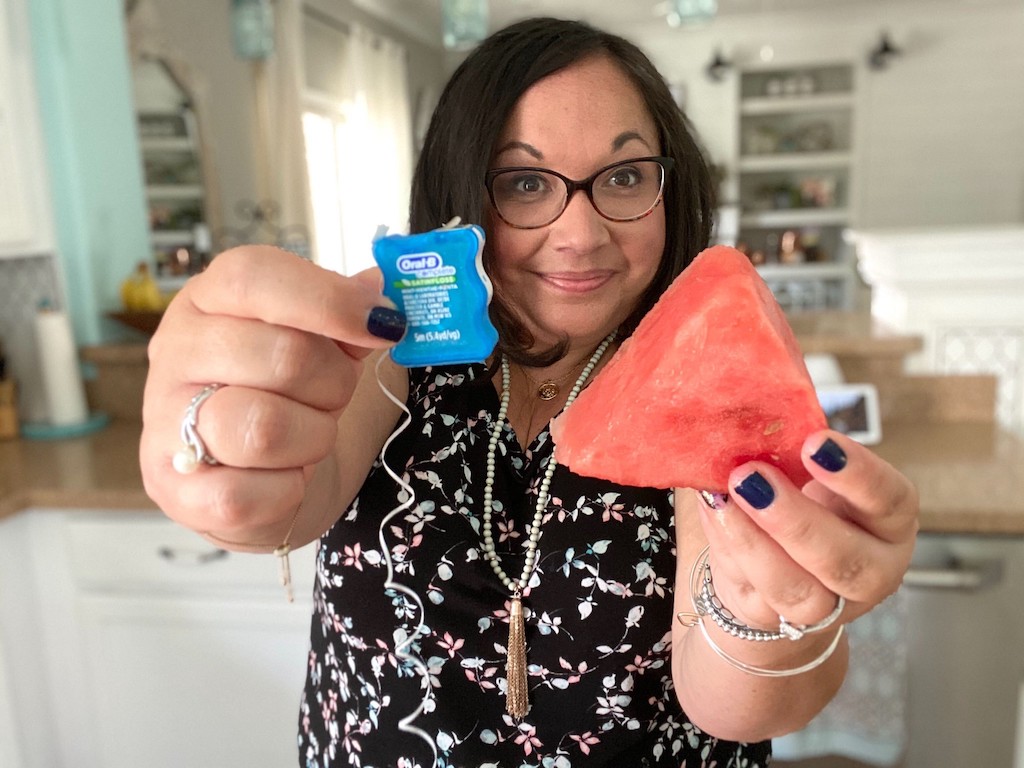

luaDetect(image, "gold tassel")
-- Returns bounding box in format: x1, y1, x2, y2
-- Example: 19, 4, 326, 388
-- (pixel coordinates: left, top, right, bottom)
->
505, 594, 529, 719
273, 544, 293, 603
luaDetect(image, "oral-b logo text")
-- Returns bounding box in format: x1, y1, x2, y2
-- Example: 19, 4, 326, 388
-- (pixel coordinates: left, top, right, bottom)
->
397, 251, 456, 279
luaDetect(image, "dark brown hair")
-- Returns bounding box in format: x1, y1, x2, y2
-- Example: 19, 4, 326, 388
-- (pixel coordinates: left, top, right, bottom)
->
409, 17, 715, 365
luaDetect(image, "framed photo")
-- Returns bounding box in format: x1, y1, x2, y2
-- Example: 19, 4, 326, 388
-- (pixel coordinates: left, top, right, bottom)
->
815, 383, 882, 445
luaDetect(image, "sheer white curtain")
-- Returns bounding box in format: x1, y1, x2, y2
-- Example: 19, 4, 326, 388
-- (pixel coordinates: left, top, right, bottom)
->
304, 22, 413, 275
337, 25, 413, 274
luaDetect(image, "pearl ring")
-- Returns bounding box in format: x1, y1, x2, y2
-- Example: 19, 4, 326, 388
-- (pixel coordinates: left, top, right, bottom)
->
172, 383, 223, 474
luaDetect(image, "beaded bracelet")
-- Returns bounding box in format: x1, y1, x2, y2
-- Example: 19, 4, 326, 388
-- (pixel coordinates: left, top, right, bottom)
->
695, 550, 788, 641
690, 546, 845, 642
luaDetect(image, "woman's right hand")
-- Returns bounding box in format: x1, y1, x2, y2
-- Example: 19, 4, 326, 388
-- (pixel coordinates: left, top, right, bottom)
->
139, 245, 407, 549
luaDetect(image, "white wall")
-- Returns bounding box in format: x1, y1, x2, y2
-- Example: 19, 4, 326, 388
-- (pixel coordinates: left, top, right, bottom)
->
624, 0, 1024, 229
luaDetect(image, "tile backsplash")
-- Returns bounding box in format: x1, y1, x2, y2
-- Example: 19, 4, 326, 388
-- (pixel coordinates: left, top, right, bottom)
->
0, 255, 65, 423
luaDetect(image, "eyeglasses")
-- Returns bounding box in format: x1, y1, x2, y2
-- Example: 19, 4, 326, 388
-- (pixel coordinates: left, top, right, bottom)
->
484, 156, 674, 230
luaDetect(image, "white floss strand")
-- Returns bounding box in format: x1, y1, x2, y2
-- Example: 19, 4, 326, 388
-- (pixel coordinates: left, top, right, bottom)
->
374, 353, 439, 765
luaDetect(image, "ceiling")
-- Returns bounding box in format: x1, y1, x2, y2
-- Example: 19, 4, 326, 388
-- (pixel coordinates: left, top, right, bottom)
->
351, 0, 1019, 49
483, 0, 881, 28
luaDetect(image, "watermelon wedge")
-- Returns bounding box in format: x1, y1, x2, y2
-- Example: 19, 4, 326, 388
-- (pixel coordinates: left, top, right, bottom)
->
550, 245, 827, 493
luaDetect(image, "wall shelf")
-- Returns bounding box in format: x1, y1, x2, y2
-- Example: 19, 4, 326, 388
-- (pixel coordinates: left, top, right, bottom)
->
139, 136, 193, 152
741, 207, 850, 227
738, 151, 853, 173
740, 93, 854, 115
145, 184, 204, 200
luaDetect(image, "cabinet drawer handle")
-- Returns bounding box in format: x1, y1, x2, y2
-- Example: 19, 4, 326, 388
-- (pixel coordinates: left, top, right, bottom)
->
903, 559, 1003, 592
157, 546, 229, 565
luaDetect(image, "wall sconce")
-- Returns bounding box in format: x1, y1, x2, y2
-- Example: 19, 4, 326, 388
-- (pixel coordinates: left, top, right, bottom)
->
231, 0, 275, 60
868, 31, 901, 70
705, 47, 732, 82
666, 0, 718, 27
442, 0, 488, 51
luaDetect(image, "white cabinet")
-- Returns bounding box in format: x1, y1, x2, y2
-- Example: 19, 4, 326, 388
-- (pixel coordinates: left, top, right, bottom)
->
5, 509, 317, 768
735, 63, 859, 311
80, 594, 310, 768
0, 631, 25, 768
0, 0, 54, 257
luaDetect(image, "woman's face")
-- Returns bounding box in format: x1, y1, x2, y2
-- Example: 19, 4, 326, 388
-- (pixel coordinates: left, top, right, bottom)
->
486, 55, 666, 353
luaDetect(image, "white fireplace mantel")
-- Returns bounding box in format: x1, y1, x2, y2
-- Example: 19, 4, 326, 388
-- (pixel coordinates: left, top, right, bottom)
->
854, 226, 1024, 287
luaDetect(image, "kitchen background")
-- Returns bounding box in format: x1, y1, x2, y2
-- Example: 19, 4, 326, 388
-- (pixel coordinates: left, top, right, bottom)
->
1, 0, 1023, 766
3, 0, 1024, 426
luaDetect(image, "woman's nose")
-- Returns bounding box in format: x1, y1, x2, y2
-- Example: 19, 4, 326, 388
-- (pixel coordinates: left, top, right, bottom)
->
548, 189, 612, 252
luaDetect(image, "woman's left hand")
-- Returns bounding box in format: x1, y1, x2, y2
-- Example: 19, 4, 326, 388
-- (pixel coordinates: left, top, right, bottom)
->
695, 429, 919, 632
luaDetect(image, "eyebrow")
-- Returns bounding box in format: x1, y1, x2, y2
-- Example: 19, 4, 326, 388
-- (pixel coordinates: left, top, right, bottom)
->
612, 131, 653, 152
494, 140, 544, 160
493, 131, 654, 162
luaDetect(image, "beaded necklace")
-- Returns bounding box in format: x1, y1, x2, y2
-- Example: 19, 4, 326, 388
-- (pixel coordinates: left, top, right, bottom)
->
480, 332, 615, 719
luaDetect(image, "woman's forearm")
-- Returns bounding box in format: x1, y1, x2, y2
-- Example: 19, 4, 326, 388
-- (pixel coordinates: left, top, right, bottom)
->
672, 617, 848, 742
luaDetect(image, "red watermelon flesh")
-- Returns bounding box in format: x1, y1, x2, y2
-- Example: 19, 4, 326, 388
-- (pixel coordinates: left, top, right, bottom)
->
550, 244, 827, 493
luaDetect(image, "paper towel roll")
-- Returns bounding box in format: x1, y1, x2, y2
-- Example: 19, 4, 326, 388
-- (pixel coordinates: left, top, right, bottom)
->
34, 309, 89, 427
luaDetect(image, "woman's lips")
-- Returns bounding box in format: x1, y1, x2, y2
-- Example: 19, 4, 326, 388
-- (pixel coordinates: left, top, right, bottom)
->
539, 270, 614, 294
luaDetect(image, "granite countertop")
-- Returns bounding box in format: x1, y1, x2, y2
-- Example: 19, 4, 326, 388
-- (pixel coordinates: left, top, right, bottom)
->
2, 418, 1023, 535
0, 420, 155, 519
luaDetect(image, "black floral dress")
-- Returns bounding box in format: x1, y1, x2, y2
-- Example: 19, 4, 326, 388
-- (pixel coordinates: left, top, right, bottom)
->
298, 363, 771, 768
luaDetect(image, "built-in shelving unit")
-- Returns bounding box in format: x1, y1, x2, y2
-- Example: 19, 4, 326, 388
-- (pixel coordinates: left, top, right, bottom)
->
138, 107, 206, 255
735, 62, 859, 311
131, 55, 213, 289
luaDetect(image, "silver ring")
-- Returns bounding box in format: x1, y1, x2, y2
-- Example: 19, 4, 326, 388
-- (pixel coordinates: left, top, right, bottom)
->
172, 384, 223, 475
779, 595, 846, 641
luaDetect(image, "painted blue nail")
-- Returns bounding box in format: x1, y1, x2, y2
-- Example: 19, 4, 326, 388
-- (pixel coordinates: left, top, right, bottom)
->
811, 438, 847, 472
367, 307, 407, 342
734, 472, 775, 510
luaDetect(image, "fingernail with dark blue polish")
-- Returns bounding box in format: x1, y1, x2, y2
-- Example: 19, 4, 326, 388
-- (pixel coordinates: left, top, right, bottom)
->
367, 307, 407, 342
698, 490, 729, 510
734, 472, 775, 510
811, 438, 848, 472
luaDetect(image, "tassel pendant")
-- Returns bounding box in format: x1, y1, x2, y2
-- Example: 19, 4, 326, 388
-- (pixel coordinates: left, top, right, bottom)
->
505, 593, 529, 719
274, 544, 294, 603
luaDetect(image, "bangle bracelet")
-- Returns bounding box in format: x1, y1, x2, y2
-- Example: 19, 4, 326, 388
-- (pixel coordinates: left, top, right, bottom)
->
689, 545, 846, 642
694, 616, 845, 678
677, 546, 847, 676
203, 501, 304, 603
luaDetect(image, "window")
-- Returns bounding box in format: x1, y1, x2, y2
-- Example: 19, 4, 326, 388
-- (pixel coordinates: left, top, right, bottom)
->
301, 12, 413, 276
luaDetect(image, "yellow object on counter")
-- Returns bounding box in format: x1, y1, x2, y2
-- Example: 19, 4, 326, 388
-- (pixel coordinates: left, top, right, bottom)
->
120, 262, 163, 311
0, 378, 17, 440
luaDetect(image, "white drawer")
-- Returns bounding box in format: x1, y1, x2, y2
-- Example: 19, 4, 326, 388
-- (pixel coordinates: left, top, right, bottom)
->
62, 512, 317, 598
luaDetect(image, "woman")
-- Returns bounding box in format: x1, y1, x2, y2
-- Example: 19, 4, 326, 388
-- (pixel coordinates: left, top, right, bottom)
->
140, 17, 918, 767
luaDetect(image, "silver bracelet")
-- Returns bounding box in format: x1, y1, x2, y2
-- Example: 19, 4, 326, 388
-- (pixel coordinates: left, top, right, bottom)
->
694, 549, 787, 641
694, 616, 845, 678
691, 546, 846, 642
678, 547, 846, 677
